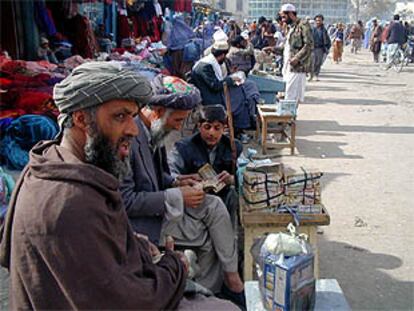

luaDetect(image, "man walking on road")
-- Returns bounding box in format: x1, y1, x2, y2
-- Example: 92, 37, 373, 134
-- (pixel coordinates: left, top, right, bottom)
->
309, 14, 331, 81
349, 21, 364, 54
370, 19, 383, 63
280, 3, 314, 103
385, 14, 407, 68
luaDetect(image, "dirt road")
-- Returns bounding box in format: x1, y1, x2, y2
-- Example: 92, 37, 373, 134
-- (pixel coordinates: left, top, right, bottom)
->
278, 48, 414, 310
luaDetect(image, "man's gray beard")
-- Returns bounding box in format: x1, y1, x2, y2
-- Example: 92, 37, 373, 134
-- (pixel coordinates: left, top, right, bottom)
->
84, 127, 131, 181
150, 116, 172, 148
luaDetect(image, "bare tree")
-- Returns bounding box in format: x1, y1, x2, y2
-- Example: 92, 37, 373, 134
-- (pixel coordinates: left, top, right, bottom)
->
350, 0, 397, 22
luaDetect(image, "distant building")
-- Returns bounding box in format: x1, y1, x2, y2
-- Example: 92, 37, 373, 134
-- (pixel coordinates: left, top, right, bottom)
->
248, 0, 349, 24
216, 0, 248, 21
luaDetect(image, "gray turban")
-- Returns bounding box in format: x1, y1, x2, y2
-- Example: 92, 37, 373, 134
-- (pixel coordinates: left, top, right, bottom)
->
53, 61, 153, 128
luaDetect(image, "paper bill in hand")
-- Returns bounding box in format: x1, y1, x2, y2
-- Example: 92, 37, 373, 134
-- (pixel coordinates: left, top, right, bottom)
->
198, 163, 226, 194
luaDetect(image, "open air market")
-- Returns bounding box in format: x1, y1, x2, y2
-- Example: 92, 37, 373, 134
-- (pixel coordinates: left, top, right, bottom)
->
0, 0, 413, 310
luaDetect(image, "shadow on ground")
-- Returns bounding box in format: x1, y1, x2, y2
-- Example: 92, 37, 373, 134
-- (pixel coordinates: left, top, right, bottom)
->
305, 96, 397, 106
323, 71, 385, 78
297, 119, 414, 135
318, 238, 414, 310
318, 79, 407, 87
320, 172, 351, 190
307, 85, 350, 92
295, 138, 362, 159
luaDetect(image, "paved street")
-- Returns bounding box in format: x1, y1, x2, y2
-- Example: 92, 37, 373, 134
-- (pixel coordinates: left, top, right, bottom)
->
278, 48, 414, 310
1, 48, 413, 310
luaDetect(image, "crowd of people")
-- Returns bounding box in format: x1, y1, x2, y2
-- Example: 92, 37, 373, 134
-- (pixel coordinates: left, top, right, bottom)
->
1, 1, 414, 310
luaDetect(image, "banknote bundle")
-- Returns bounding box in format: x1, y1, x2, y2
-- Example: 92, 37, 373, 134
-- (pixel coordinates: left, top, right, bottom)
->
242, 163, 284, 211
284, 170, 322, 205
242, 164, 323, 212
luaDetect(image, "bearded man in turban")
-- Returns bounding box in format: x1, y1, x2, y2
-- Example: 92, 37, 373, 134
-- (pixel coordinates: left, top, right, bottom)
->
0, 62, 238, 310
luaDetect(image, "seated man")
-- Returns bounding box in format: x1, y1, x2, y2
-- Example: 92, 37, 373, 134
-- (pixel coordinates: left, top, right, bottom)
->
168, 105, 242, 224
120, 75, 245, 307
38, 37, 58, 64
95, 23, 114, 54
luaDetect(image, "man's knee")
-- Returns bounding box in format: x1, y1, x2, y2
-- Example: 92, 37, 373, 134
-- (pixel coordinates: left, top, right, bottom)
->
204, 194, 231, 218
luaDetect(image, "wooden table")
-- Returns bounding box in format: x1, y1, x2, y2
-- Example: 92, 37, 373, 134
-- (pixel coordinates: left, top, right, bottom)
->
255, 105, 296, 155
241, 204, 330, 281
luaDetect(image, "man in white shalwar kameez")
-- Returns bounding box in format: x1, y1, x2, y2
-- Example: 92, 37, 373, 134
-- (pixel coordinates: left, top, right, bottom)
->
280, 4, 314, 103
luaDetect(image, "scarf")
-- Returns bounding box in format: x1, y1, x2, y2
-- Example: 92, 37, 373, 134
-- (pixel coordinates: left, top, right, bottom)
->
194, 53, 224, 81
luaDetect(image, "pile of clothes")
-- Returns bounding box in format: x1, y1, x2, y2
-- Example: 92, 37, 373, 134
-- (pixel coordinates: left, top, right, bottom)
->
0, 57, 63, 170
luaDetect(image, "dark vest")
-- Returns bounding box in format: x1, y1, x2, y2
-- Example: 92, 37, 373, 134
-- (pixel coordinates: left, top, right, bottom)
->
175, 133, 242, 197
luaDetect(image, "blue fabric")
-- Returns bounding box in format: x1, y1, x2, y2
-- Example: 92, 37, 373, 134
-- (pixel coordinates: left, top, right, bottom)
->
0, 115, 59, 170
0, 118, 13, 136
312, 26, 331, 51
228, 80, 260, 130
0, 166, 15, 219
20, 0, 40, 61
183, 39, 202, 62
335, 31, 344, 41
34, 0, 57, 37
167, 16, 195, 50
122, 61, 161, 80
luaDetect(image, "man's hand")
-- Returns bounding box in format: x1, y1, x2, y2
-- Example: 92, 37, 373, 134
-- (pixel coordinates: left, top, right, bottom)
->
180, 185, 205, 208
289, 58, 299, 66
175, 251, 189, 273
134, 232, 161, 257
175, 174, 202, 187
217, 170, 235, 185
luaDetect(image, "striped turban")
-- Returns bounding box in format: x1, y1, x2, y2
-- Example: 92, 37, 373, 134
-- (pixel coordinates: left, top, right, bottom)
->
53, 61, 153, 128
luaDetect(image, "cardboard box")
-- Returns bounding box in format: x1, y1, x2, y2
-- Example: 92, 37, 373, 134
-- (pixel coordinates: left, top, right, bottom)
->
260, 254, 315, 311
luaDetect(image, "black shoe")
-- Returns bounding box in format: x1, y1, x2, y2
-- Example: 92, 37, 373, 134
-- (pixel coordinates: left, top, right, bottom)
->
217, 283, 246, 311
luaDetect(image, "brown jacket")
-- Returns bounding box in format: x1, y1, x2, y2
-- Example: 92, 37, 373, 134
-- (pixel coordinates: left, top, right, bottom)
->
288, 18, 314, 73
0, 140, 186, 310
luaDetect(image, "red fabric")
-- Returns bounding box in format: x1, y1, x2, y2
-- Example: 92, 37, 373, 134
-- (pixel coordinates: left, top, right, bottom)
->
70, 15, 98, 59
150, 16, 163, 42
15, 91, 52, 111
174, 0, 192, 12
0, 78, 12, 87
0, 109, 26, 119
0, 56, 12, 67
118, 15, 131, 43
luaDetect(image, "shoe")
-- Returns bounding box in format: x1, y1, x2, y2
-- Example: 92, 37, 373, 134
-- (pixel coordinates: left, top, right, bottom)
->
307, 74, 314, 82
315, 76, 320, 82
218, 283, 246, 311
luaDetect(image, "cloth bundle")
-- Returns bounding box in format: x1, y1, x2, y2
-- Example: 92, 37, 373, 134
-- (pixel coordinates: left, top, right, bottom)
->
0, 115, 59, 170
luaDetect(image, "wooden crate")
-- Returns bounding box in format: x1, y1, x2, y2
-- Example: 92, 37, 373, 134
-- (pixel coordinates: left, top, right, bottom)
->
240, 200, 330, 281
241, 205, 330, 226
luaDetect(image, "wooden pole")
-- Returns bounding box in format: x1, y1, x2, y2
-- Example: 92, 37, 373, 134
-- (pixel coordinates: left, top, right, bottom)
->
223, 82, 237, 175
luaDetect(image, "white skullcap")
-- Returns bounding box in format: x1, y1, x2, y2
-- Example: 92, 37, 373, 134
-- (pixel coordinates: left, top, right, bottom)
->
281, 3, 296, 12
213, 29, 228, 42
213, 40, 229, 51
